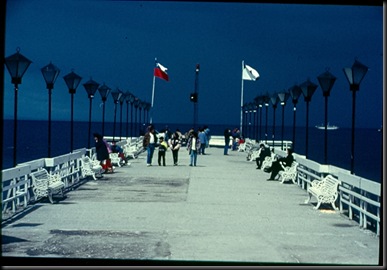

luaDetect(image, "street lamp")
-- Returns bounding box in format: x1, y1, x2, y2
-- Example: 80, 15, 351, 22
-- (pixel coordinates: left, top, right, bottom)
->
111, 89, 123, 141
242, 102, 249, 138
193, 64, 200, 130
125, 91, 133, 138
288, 84, 302, 151
300, 79, 318, 158
83, 78, 100, 150
263, 94, 270, 144
63, 70, 82, 153
98, 83, 111, 135
278, 91, 289, 150
4, 48, 32, 167
119, 92, 126, 141
254, 96, 263, 142
127, 93, 135, 138
317, 69, 337, 164
134, 98, 141, 137
41, 61, 60, 158
343, 60, 368, 174
270, 94, 279, 148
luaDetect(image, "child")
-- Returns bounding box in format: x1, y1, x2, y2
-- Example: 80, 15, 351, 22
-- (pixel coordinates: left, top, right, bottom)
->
158, 137, 168, 166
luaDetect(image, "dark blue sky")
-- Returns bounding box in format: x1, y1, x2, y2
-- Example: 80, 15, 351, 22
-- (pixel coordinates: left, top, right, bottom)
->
4, 1, 383, 129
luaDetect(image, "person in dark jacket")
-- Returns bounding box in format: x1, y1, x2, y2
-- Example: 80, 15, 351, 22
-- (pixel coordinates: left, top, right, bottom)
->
256, 143, 271, 169
224, 128, 231, 155
143, 125, 158, 166
93, 133, 111, 172
265, 148, 294, 180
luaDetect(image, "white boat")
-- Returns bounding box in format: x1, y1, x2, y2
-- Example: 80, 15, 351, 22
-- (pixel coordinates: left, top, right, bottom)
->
315, 123, 338, 130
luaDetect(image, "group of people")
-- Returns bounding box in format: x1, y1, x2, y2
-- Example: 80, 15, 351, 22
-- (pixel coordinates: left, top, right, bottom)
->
93, 133, 128, 174
223, 127, 245, 155
254, 142, 294, 180
143, 124, 211, 167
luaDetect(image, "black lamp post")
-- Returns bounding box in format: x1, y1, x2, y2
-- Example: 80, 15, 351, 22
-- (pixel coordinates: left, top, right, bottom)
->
111, 89, 123, 142
98, 83, 111, 136
63, 70, 82, 153
317, 70, 337, 164
343, 60, 368, 174
125, 91, 132, 138
278, 91, 289, 150
119, 92, 126, 141
289, 84, 302, 151
263, 94, 270, 144
193, 64, 200, 130
134, 98, 140, 137
254, 96, 263, 142
243, 103, 248, 138
252, 102, 258, 140
270, 94, 279, 148
83, 78, 100, 150
300, 79, 318, 158
247, 102, 253, 138
4, 48, 32, 167
128, 94, 135, 138
41, 61, 60, 158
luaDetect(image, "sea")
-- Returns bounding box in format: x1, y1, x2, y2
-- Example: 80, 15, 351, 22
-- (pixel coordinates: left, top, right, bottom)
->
1, 119, 383, 183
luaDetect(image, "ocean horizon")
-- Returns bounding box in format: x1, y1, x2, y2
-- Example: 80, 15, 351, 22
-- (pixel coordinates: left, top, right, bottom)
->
2, 119, 382, 183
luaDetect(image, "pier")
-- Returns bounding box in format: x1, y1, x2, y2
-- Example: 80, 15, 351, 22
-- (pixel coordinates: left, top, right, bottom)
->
1, 138, 382, 266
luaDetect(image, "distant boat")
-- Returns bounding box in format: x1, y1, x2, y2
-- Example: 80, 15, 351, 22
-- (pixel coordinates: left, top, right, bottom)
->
315, 123, 339, 130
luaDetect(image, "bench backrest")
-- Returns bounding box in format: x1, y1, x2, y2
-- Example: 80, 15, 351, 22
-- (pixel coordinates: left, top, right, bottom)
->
321, 175, 340, 193
30, 169, 49, 180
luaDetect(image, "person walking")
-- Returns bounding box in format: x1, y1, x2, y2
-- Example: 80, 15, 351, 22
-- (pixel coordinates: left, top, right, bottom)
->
187, 131, 201, 166
224, 128, 231, 155
157, 136, 168, 166
143, 125, 158, 166
198, 128, 208, 155
168, 131, 181, 166
93, 133, 112, 173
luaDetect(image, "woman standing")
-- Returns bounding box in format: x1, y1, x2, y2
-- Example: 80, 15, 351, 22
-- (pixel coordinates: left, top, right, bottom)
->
186, 131, 201, 166
224, 128, 231, 155
169, 131, 181, 166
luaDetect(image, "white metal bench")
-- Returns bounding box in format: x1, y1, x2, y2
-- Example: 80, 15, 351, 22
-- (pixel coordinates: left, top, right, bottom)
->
80, 156, 103, 180
261, 153, 276, 171
305, 174, 340, 210
109, 153, 122, 167
30, 169, 65, 204
278, 161, 298, 184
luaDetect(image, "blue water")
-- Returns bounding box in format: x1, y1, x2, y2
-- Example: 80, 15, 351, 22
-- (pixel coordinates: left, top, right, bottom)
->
1, 119, 382, 182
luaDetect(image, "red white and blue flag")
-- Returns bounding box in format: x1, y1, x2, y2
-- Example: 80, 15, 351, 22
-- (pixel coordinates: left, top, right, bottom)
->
154, 62, 169, 81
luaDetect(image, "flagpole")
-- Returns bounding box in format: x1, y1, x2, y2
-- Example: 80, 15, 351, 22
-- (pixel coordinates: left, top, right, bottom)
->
150, 58, 157, 124
240, 60, 244, 135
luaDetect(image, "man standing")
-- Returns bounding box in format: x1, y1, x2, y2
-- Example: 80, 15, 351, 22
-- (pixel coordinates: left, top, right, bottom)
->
143, 125, 158, 166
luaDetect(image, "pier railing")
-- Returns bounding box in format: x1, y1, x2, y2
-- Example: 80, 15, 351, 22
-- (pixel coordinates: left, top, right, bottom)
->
272, 146, 380, 236
1, 136, 144, 220
1, 137, 381, 237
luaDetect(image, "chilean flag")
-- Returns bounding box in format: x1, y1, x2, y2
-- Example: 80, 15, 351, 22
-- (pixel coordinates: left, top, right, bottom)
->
154, 62, 169, 81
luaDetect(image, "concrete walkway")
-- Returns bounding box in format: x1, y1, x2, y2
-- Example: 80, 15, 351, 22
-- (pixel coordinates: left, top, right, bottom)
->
1, 146, 381, 266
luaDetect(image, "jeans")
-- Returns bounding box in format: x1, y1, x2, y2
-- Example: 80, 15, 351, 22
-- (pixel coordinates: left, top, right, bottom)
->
146, 143, 155, 164
224, 142, 230, 155
190, 150, 198, 166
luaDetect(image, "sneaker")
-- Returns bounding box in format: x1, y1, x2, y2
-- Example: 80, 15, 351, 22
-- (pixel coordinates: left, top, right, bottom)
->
147, 164, 151, 167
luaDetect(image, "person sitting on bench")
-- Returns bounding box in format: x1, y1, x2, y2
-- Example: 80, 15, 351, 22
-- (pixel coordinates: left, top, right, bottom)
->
256, 143, 271, 169
265, 148, 294, 180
